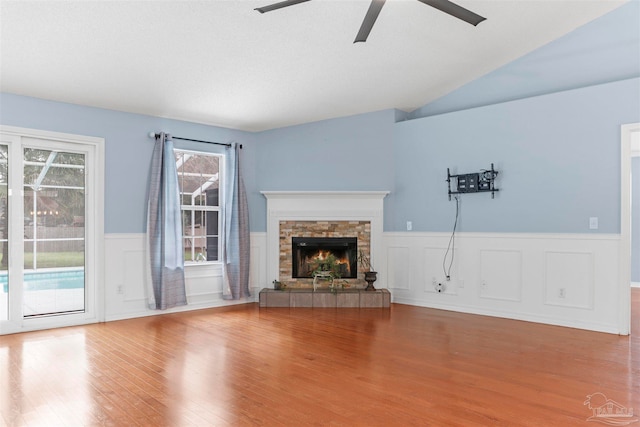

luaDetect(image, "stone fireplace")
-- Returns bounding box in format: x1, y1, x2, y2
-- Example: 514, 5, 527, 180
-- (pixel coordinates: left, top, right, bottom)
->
262, 191, 388, 290
281, 221, 368, 288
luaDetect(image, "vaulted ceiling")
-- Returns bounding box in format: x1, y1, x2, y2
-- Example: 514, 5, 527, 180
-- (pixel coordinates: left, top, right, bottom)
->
0, 0, 630, 131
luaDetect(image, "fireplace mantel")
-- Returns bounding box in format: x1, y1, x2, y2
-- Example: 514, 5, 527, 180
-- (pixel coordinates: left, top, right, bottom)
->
261, 191, 389, 289
261, 191, 390, 200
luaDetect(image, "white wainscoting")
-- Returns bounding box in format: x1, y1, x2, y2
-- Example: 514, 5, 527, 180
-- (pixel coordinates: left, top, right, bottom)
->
105, 232, 621, 333
104, 233, 265, 321
383, 232, 621, 334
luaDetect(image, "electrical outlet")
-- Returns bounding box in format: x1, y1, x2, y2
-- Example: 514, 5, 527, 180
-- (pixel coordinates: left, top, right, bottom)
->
558, 288, 566, 298
406, 221, 412, 231
589, 217, 598, 230
117, 285, 124, 295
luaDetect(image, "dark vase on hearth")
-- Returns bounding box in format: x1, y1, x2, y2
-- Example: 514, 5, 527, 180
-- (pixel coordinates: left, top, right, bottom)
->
364, 271, 378, 291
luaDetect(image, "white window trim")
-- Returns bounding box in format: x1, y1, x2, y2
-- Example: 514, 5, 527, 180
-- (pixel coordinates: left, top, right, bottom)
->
174, 148, 224, 266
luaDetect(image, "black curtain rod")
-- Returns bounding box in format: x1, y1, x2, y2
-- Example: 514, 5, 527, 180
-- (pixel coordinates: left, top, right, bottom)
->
149, 132, 242, 149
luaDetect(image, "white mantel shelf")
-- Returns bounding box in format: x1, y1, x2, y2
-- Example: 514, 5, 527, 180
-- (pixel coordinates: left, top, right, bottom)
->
262, 190, 389, 290
261, 191, 390, 198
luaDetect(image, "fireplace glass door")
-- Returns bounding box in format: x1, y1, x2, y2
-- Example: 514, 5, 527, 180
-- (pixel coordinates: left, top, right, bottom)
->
292, 237, 357, 279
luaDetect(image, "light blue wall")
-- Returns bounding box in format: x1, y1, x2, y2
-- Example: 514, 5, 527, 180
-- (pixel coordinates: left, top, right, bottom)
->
2, 77, 638, 235
244, 78, 639, 233
407, 1, 640, 120
0, 93, 255, 234
247, 110, 396, 231
0, 93, 394, 234
389, 78, 640, 233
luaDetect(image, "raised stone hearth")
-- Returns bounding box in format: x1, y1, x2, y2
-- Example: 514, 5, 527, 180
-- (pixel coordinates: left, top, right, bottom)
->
259, 288, 390, 308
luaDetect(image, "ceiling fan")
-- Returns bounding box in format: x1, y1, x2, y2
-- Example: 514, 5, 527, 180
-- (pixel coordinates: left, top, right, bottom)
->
255, 0, 486, 43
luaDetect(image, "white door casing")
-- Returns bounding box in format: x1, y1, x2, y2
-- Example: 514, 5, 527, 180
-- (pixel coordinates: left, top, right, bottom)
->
0, 126, 104, 335
620, 122, 640, 335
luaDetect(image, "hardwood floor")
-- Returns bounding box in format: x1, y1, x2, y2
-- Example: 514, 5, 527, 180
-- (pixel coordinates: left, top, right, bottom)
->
1, 291, 639, 426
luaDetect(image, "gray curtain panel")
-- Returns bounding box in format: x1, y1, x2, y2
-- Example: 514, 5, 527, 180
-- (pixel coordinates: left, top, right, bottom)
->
146, 132, 187, 310
223, 142, 250, 299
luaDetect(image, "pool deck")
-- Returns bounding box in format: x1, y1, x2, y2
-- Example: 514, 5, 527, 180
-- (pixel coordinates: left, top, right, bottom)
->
0, 267, 85, 319
1, 288, 84, 318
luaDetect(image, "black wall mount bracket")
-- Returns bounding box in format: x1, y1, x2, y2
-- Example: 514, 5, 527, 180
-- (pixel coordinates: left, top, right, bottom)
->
447, 163, 499, 200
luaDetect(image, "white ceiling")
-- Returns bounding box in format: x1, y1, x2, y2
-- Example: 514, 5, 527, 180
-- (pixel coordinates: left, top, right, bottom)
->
0, 0, 628, 132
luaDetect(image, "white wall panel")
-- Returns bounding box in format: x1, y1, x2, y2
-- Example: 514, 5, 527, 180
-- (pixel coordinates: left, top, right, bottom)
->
250, 232, 267, 294
479, 249, 522, 302
423, 247, 457, 295
105, 233, 264, 321
122, 249, 146, 302
387, 246, 410, 290
544, 251, 594, 309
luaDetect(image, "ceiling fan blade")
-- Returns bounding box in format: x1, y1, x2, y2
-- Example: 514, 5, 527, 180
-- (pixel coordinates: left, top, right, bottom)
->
255, 0, 311, 14
354, 0, 386, 43
417, 0, 486, 26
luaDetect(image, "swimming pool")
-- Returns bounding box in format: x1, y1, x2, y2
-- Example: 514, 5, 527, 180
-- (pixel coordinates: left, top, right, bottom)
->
0, 269, 85, 293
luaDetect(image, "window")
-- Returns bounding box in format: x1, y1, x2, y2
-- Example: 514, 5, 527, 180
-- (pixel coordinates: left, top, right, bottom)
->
174, 149, 223, 264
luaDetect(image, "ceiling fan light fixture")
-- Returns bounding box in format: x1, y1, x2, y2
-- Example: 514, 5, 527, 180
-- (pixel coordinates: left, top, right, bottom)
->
417, 0, 486, 26
354, 0, 387, 43
255, 0, 486, 42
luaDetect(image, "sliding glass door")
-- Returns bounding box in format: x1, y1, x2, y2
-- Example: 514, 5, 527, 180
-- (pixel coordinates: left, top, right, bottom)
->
23, 148, 86, 317
0, 128, 103, 334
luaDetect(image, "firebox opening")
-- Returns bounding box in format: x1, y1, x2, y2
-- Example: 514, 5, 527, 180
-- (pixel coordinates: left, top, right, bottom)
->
292, 237, 357, 279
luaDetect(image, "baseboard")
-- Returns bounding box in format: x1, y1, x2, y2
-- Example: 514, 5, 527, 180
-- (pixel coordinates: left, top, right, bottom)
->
632, 282, 640, 288
391, 296, 619, 335
105, 298, 257, 322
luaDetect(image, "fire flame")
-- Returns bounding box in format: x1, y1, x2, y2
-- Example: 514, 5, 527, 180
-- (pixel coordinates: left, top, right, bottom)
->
305, 250, 352, 277
312, 250, 348, 265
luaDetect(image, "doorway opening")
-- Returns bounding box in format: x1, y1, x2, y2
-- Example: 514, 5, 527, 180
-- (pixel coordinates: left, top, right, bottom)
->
621, 123, 640, 335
